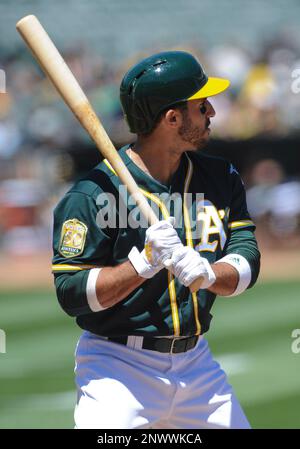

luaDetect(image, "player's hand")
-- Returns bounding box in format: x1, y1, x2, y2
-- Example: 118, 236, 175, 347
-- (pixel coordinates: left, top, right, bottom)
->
144, 217, 183, 266
170, 246, 216, 288
128, 217, 183, 279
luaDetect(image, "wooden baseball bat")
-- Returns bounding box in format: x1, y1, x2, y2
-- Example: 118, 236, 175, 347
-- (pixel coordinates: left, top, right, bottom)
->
16, 15, 203, 293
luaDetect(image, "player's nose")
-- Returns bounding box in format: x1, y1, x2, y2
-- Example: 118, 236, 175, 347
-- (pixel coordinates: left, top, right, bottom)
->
206, 100, 216, 118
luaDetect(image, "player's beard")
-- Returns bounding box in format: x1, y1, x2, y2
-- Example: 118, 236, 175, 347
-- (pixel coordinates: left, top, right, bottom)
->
178, 109, 210, 150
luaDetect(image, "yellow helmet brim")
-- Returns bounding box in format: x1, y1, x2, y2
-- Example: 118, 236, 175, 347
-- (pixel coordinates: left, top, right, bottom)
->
188, 77, 230, 100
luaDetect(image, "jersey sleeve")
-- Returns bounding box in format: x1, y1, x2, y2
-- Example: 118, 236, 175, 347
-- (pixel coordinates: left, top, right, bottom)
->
224, 163, 260, 288
228, 163, 255, 231
52, 190, 113, 317
223, 228, 260, 288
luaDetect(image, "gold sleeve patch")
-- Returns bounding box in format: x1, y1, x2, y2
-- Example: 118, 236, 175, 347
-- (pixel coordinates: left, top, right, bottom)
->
59, 219, 88, 258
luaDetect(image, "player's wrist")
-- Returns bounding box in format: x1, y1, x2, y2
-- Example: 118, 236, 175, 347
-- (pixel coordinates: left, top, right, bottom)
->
128, 246, 162, 279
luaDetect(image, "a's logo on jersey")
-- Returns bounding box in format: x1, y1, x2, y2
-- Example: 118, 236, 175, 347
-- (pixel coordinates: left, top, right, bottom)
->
59, 219, 87, 258
195, 200, 229, 253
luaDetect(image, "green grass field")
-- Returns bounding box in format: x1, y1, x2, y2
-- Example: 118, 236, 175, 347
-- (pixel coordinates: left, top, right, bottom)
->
0, 280, 299, 429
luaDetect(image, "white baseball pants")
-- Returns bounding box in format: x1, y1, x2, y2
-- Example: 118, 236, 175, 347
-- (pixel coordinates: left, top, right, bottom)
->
74, 331, 250, 429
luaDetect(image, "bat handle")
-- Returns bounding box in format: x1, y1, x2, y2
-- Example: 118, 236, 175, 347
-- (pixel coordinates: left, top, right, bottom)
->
163, 258, 204, 292
189, 276, 204, 293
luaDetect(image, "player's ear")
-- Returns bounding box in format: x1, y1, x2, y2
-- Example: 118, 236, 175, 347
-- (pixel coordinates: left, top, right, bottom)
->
164, 109, 182, 129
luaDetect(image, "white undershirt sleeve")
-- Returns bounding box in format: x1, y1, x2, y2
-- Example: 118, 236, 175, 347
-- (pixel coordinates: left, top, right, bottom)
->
86, 268, 107, 312
215, 253, 252, 297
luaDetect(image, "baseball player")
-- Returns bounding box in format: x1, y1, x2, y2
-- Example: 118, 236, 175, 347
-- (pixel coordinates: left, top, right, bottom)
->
52, 51, 260, 429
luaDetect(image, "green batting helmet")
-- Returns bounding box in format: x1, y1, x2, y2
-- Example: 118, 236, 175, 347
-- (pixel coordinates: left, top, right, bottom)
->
120, 50, 230, 134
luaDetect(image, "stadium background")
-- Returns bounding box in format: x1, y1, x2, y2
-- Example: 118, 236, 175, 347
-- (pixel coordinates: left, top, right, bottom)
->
0, 0, 300, 428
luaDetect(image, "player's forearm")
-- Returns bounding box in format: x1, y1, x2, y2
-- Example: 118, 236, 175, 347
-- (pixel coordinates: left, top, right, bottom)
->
208, 262, 239, 296
54, 261, 145, 317
95, 260, 145, 308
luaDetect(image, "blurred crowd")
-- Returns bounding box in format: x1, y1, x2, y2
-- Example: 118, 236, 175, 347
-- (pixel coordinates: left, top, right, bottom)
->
1, 34, 300, 152
246, 159, 300, 249
0, 36, 300, 255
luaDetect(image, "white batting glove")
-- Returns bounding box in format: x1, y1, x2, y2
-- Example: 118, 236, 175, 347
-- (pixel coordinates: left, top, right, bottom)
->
170, 246, 216, 288
128, 217, 183, 279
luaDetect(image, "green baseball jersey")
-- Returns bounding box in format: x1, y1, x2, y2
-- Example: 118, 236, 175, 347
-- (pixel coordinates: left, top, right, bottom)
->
52, 145, 260, 337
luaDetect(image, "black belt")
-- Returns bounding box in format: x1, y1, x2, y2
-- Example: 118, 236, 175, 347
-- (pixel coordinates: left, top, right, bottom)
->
107, 335, 199, 354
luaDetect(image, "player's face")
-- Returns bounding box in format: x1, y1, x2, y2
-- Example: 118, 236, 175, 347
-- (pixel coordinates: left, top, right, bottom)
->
177, 99, 215, 150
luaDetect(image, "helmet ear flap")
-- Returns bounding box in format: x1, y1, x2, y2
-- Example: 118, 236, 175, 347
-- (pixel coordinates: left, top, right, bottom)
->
135, 96, 159, 134
132, 102, 152, 134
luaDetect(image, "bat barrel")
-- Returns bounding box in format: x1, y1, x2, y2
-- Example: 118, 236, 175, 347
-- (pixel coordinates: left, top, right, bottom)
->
16, 15, 88, 109
16, 15, 158, 226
